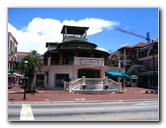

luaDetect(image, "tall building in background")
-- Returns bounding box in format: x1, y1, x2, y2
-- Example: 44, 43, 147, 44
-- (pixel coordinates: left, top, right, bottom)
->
8, 32, 18, 71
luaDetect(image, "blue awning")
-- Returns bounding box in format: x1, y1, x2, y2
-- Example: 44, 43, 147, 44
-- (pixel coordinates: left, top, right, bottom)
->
121, 73, 130, 78
105, 71, 130, 78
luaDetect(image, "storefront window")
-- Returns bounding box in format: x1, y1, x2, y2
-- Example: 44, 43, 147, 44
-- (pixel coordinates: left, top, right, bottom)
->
143, 61, 147, 71
150, 60, 154, 70
55, 74, 69, 88
36, 74, 44, 88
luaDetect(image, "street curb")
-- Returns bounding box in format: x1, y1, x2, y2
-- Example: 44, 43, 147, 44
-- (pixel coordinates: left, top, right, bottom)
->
8, 99, 158, 104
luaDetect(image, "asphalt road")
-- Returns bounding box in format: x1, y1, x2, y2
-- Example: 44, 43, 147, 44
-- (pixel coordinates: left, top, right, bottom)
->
8, 100, 159, 121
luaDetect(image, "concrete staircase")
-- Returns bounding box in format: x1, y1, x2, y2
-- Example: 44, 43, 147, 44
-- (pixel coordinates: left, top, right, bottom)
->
67, 76, 121, 94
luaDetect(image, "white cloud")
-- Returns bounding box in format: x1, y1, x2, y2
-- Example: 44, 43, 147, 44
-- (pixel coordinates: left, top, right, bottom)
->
96, 47, 108, 52
8, 17, 120, 54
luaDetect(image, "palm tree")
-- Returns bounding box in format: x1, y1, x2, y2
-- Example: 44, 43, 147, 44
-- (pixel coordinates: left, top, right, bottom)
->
20, 50, 42, 92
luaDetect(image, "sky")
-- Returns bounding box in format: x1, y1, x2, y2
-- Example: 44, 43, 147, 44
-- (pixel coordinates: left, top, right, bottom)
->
8, 8, 158, 54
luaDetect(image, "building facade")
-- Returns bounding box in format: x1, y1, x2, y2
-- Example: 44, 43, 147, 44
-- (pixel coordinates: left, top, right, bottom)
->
137, 40, 158, 88
8, 32, 18, 71
35, 25, 125, 92
109, 40, 158, 88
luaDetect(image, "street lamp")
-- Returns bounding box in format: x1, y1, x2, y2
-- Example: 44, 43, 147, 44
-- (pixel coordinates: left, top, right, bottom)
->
23, 61, 28, 100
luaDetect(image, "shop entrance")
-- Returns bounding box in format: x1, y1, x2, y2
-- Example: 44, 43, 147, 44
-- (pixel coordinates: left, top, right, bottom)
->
36, 74, 44, 88
78, 69, 100, 78
54, 74, 69, 88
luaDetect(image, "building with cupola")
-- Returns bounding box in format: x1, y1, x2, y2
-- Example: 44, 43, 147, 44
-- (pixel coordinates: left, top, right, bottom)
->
35, 25, 128, 93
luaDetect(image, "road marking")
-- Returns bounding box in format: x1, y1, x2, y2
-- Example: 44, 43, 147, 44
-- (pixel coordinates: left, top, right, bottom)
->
20, 104, 34, 121
75, 98, 86, 101
75, 98, 80, 101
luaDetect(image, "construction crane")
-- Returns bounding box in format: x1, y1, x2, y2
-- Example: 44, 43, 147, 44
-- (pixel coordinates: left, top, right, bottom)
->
116, 28, 151, 43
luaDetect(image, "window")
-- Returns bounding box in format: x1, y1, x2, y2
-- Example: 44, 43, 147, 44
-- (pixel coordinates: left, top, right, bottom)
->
10, 40, 12, 50
155, 59, 158, 70
150, 60, 154, 70
143, 61, 147, 71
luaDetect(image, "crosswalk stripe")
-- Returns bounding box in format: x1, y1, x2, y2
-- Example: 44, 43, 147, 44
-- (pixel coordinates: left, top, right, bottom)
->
75, 98, 86, 101
20, 104, 34, 121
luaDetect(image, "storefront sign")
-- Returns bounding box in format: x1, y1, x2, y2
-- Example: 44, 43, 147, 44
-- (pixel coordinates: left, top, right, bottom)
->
80, 59, 99, 65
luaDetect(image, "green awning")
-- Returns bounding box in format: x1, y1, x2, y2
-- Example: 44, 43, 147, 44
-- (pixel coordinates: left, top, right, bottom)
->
106, 71, 130, 78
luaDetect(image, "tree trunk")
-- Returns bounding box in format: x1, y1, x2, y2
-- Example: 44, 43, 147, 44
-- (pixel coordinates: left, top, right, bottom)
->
28, 75, 34, 93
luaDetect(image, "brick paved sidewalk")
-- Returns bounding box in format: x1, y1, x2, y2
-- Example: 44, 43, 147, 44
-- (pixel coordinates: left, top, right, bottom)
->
8, 86, 158, 102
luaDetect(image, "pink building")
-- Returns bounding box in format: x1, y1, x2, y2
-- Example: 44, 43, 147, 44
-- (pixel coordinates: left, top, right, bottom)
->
35, 25, 127, 93
110, 40, 158, 88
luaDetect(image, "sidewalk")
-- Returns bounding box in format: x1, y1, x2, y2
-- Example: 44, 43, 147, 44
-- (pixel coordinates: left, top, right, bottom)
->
8, 86, 158, 102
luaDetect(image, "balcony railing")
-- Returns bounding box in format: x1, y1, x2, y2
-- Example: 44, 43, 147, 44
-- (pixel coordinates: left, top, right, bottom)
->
44, 57, 106, 66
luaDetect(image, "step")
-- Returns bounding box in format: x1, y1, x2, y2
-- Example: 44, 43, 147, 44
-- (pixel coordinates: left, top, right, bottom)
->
73, 89, 119, 94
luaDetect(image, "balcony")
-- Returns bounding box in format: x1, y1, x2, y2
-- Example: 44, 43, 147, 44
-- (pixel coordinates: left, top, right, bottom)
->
63, 35, 87, 42
45, 57, 106, 66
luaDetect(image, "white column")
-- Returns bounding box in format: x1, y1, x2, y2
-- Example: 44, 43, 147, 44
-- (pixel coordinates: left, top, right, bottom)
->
104, 76, 108, 85
118, 53, 121, 68
118, 60, 121, 68
123, 78, 126, 91
64, 81, 67, 90
118, 77, 122, 91
85, 30, 87, 39
100, 67, 105, 78
48, 57, 51, 65
102, 58, 105, 66
82, 76, 86, 85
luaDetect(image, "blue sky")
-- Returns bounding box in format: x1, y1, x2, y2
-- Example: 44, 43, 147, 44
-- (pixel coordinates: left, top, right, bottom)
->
8, 8, 158, 54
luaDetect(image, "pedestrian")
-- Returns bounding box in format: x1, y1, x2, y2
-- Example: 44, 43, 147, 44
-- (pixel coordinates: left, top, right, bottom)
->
127, 80, 130, 87
61, 78, 64, 87
56, 78, 60, 87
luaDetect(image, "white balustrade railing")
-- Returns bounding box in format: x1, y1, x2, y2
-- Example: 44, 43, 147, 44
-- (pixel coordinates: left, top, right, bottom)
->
107, 78, 120, 89
68, 76, 121, 92
68, 78, 82, 92
85, 78, 104, 85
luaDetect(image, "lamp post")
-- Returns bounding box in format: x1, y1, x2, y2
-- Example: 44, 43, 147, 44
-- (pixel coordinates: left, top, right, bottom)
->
23, 61, 28, 100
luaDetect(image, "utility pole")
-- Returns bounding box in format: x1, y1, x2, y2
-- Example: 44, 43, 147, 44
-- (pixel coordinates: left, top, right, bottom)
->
152, 40, 156, 89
